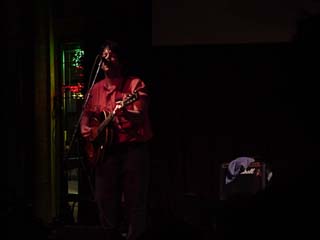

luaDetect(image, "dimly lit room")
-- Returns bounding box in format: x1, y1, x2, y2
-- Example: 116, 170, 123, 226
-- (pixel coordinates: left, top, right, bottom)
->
5, 0, 320, 239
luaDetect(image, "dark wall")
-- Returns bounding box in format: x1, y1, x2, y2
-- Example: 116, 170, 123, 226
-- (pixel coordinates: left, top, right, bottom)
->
148, 40, 320, 222
6, 0, 35, 209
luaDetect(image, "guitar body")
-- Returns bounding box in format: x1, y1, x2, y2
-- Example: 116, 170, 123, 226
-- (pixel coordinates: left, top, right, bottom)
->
83, 91, 139, 168
85, 111, 114, 168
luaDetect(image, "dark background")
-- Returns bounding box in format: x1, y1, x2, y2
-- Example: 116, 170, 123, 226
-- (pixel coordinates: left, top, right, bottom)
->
5, 0, 320, 238
152, 0, 320, 45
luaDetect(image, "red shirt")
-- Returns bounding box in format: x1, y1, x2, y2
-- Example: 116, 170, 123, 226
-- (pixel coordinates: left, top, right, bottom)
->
80, 76, 153, 144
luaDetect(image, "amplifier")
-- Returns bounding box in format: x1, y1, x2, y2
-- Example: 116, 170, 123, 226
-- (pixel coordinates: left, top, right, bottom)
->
219, 161, 266, 200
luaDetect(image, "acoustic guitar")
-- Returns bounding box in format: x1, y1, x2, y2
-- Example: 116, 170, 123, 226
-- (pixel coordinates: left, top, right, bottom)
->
85, 91, 139, 167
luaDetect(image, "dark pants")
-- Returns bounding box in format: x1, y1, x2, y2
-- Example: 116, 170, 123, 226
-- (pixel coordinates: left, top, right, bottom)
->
95, 142, 150, 240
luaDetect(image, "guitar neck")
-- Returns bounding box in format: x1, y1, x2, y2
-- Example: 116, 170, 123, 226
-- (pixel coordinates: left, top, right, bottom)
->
95, 91, 138, 136
97, 112, 115, 135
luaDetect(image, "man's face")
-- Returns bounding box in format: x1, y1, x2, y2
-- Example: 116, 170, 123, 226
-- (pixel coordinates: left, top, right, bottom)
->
101, 47, 120, 74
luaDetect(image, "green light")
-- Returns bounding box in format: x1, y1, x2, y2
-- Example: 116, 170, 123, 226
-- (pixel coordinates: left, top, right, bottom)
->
72, 49, 85, 67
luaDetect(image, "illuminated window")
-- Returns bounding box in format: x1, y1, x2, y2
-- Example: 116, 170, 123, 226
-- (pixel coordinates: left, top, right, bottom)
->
61, 42, 86, 223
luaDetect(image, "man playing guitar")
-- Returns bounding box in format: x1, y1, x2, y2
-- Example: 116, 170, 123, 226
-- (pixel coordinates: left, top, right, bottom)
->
80, 40, 153, 240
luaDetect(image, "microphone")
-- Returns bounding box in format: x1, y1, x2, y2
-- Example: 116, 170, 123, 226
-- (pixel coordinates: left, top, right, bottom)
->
101, 52, 110, 65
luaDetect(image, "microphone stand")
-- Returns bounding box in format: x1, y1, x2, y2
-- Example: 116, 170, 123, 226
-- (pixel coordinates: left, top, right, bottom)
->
66, 55, 102, 157
61, 55, 115, 229
59, 55, 102, 224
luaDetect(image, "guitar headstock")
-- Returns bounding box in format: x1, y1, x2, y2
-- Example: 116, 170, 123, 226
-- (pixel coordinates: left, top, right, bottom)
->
122, 90, 139, 107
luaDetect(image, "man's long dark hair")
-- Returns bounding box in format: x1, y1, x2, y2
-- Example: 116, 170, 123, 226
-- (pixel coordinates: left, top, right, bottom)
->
99, 39, 131, 79
99, 40, 123, 60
